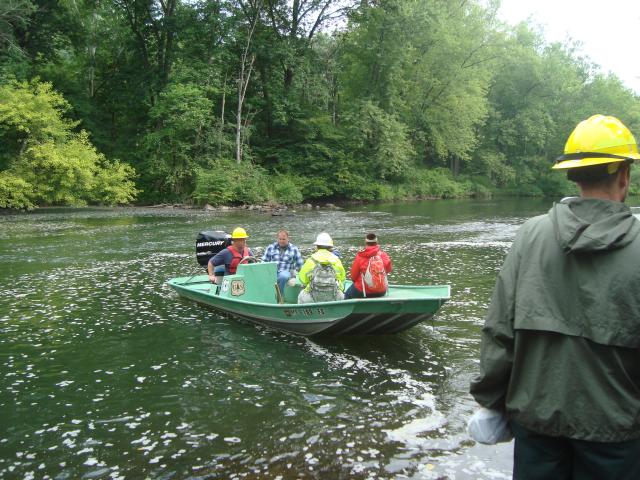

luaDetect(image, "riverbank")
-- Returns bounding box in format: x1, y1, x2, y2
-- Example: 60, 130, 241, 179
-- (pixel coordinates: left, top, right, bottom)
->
145, 201, 343, 214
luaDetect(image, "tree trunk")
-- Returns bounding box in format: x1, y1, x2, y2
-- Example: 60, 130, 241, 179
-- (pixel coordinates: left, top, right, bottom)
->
259, 63, 273, 137
284, 66, 294, 95
330, 75, 338, 125
219, 72, 227, 156
235, 14, 258, 164
450, 156, 460, 176
221, 73, 227, 130
236, 81, 243, 164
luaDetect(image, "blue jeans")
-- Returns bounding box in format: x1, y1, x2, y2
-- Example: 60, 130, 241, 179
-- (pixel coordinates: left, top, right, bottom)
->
277, 270, 291, 294
344, 283, 386, 299
211, 265, 226, 295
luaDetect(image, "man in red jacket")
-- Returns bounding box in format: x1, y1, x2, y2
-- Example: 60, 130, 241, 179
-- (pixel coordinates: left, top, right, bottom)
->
344, 233, 392, 299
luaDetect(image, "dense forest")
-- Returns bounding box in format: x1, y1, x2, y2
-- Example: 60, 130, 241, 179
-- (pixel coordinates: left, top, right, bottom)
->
2, 0, 640, 209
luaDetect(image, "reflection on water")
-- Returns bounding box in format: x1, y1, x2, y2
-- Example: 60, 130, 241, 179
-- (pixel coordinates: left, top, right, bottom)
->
0, 200, 557, 479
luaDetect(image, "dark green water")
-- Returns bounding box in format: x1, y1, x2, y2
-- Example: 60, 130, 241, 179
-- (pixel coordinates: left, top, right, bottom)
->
0, 198, 591, 479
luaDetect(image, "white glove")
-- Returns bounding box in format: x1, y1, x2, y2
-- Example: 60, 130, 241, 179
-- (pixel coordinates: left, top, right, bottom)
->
467, 407, 513, 445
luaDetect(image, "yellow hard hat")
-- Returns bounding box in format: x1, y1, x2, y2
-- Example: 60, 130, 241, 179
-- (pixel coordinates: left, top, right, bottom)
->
553, 114, 640, 170
231, 227, 248, 239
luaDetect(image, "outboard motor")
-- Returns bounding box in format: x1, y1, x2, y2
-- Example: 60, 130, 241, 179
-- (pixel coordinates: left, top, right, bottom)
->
196, 231, 231, 269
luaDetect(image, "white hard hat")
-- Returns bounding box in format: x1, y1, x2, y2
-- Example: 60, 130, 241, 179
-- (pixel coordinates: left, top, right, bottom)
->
313, 232, 334, 247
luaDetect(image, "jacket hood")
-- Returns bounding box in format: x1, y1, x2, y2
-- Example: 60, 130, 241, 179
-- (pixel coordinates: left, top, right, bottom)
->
550, 197, 640, 253
311, 249, 339, 264
359, 245, 380, 258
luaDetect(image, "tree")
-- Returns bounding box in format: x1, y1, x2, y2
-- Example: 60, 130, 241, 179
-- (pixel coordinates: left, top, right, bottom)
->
474, 24, 592, 192
5, 0, 640, 205
112, 0, 179, 103
339, 0, 497, 172
142, 82, 216, 199
235, 5, 258, 164
344, 101, 414, 181
0, 80, 137, 208
263, 0, 354, 96
0, 0, 35, 56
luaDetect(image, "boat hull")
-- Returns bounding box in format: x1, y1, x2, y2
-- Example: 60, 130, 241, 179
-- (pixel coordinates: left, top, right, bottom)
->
168, 269, 450, 336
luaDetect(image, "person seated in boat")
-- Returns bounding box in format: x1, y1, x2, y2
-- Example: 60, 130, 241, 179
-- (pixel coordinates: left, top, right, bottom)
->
262, 229, 304, 295
297, 232, 346, 303
208, 227, 254, 283
344, 233, 392, 299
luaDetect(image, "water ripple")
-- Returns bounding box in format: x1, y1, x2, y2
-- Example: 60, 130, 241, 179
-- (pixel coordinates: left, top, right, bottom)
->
0, 200, 547, 478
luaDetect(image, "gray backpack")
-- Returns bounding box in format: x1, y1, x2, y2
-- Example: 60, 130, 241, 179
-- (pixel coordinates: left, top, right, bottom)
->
309, 261, 339, 302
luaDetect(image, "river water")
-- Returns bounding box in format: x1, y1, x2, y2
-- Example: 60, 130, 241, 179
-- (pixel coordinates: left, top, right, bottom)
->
0, 198, 605, 479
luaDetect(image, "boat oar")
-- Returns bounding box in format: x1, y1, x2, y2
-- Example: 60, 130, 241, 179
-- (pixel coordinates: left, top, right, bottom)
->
275, 283, 284, 304
178, 266, 208, 285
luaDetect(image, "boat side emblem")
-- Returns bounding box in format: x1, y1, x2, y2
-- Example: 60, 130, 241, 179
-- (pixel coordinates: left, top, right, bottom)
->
230, 279, 245, 296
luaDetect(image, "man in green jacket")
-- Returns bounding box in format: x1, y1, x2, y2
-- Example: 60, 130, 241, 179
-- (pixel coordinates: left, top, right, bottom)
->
470, 114, 640, 479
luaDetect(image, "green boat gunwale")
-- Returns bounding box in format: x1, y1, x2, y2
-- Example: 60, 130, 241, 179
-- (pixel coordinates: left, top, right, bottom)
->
167, 262, 451, 335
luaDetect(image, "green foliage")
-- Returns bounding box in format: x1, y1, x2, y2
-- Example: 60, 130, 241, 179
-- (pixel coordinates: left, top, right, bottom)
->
0, 171, 34, 209
629, 168, 640, 197
15, 131, 138, 206
19, 135, 99, 206
4, 0, 640, 207
90, 160, 139, 205
295, 175, 334, 200
332, 170, 383, 201
501, 184, 545, 197
0, 80, 74, 160
260, 116, 348, 174
271, 175, 304, 205
0, 0, 35, 56
472, 149, 516, 187
340, 0, 493, 165
141, 82, 220, 200
410, 168, 473, 199
343, 101, 414, 181
536, 171, 575, 198
0, 80, 138, 209
192, 160, 272, 206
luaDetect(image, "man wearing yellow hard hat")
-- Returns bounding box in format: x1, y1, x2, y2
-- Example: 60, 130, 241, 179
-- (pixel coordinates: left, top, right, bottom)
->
470, 115, 640, 478
207, 227, 254, 283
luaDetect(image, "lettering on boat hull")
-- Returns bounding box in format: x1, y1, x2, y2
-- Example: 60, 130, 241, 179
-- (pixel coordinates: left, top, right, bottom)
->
283, 307, 327, 317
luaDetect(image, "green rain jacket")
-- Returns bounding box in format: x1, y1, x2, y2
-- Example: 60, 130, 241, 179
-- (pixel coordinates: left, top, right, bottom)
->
470, 197, 640, 442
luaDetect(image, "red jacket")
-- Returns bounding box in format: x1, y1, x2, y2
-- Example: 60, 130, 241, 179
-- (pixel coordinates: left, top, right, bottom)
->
349, 245, 392, 293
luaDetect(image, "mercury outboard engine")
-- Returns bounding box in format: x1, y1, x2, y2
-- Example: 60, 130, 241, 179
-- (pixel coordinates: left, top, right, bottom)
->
196, 231, 231, 269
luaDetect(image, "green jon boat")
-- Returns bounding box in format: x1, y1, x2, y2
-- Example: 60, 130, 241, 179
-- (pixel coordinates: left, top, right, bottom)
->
168, 262, 450, 336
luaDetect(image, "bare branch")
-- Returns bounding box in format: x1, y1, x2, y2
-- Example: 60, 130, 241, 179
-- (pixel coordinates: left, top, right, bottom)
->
307, 0, 332, 40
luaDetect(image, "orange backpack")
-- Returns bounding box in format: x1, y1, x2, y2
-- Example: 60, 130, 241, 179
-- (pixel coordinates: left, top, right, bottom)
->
361, 254, 387, 296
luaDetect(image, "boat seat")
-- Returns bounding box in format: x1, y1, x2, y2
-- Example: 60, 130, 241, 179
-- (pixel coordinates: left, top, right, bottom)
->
230, 262, 280, 304
282, 279, 302, 304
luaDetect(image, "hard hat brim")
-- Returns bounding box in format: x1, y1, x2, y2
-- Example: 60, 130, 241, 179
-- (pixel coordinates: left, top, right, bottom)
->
552, 155, 639, 170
